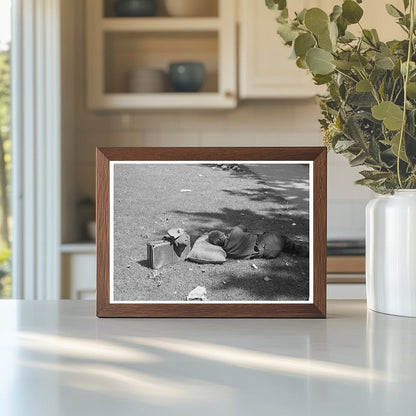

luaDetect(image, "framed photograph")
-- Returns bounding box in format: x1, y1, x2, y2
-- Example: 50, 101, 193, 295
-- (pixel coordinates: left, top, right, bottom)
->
96, 147, 327, 318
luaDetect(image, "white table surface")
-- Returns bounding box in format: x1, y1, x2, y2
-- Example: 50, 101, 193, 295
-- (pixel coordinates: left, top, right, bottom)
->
0, 300, 415, 416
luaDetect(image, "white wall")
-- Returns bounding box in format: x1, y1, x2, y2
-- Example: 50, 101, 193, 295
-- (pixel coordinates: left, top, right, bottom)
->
62, 0, 374, 243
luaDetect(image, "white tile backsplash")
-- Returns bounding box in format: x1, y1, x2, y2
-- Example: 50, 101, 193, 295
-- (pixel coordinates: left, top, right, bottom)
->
179, 111, 227, 130
328, 152, 375, 200
142, 130, 199, 147
328, 199, 369, 240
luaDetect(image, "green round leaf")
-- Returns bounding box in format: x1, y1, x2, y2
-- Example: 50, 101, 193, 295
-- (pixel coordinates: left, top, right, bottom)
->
313, 74, 332, 85
371, 29, 380, 42
296, 57, 308, 69
350, 54, 368, 70
407, 82, 416, 99
277, 23, 298, 43
330, 5, 342, 22
336, 15, 348, 36
294, 33, 316, 58
304, 8, 329, 35
296, 8, 307, 23
306, 48, 335, 75
318, 29, 333, 52
333, 60, 352, 70
401, 61, 416, 76
342, 0, 364, 24
375, 55, 395, 70
266, 0, 287, 11
388, 132, 408, 162
318, 22, 338, 52
385, 4, 403, 18
356, 79, 372, 93
371, 101, 404, 131
328, 21, 338, 43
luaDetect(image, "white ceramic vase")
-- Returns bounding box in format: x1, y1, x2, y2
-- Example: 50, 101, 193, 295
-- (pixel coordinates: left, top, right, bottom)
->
366, 190, 416, 317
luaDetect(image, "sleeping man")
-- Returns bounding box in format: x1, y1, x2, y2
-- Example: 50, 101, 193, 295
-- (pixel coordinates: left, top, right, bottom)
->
207, 225, 308, 260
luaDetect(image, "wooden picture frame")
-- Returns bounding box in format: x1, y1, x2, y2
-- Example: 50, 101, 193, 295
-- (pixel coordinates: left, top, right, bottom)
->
96, 147, 327, 318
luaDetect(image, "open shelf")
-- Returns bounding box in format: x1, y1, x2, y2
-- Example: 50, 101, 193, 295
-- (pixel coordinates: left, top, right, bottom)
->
327, 256, 365, 274
87, 0, 236, 109
103, 0, 219, 18
91, 92, 234, 109
327, 256, 366, 284
104, 31, 218, 94
61, 243, 96, 254
101, 17, 221, 32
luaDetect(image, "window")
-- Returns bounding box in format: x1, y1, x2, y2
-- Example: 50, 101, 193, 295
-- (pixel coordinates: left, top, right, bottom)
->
0, 0, 11, 298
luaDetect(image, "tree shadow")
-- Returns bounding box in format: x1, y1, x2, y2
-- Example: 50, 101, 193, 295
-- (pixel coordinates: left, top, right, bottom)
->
203, 164, 310, 213
211, 256, 309, 301
205, 163, 310, 189
170, 206, 309, 242
222, 187, 288, 204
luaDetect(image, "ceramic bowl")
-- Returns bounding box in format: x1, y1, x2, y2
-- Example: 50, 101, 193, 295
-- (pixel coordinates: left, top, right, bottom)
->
128, 68, 167, 93
164, 0, 218, 17
168, 62, 205, 92
114, 0, 158, 17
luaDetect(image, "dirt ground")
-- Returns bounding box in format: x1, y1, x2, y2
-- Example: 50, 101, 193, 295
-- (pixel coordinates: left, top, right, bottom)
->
113, 163, 310, 302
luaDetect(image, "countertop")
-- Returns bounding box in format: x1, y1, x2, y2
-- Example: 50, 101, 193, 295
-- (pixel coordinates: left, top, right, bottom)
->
0, 300, 415, 415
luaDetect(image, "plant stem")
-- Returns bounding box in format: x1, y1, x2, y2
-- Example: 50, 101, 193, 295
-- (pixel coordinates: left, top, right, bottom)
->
390, 79, 398, 101
397, 0, 415, 188
358, 69, 381, 104
334, 68, 358, 84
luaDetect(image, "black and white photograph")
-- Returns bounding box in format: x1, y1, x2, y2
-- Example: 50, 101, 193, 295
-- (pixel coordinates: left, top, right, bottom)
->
110, 161, 313, 304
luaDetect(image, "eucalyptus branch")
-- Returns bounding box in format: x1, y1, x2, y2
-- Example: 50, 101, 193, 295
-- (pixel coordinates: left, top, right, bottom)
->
359, 69, 381, 104
398, 24, 410, 35
397, 0, 415, 188
334, 68, 358, 84
267, 0, 416, 193
390, 79, 398, 101
359, 22, 378, 49
354, 37, 363, 54
393, 85, 404, 103
338, 45, 350, 53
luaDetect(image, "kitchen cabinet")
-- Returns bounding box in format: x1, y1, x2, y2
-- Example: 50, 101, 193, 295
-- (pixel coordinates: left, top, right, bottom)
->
61, 245, 96, 300
239, 0, 325, 99
238, 0, 404, 99
87, 0, 404, 107
86, 0, 237, 109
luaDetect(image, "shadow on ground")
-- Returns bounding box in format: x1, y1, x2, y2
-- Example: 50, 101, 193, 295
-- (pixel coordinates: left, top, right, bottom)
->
210, 256, 309, 301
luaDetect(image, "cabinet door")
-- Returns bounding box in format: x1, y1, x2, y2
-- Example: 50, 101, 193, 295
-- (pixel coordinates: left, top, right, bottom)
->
239, 0, 326, 99
62, 253, 96, 300
239, 0, 404, 99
